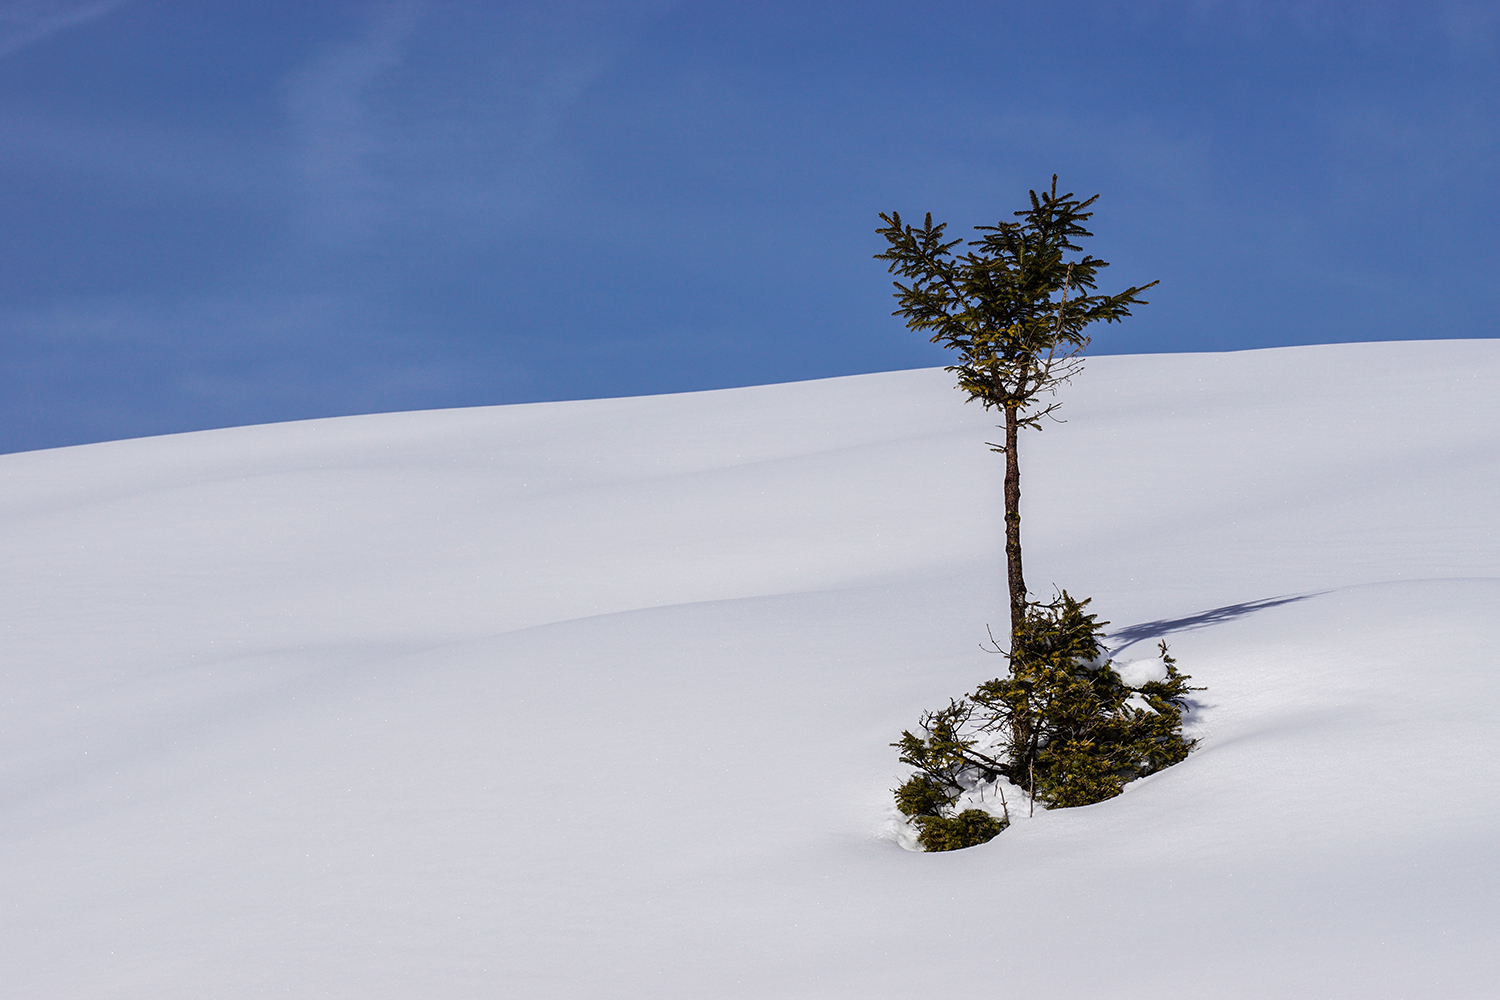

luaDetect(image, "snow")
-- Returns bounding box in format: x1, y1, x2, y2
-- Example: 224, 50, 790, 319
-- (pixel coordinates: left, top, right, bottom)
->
1114, 654, 1170, 687
2, 340, 1497, 997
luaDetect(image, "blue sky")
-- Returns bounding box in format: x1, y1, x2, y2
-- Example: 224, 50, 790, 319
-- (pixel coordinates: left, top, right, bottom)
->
2, 0, 1495, 453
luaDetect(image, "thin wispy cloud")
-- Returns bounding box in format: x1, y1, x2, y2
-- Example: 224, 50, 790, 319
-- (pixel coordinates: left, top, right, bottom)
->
278, 1, 684, 245
0, 0, 130, 57
280, 2, 424, 241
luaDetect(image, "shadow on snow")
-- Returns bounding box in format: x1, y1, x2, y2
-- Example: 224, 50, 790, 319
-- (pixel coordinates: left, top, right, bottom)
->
1106, 593, 1321, 656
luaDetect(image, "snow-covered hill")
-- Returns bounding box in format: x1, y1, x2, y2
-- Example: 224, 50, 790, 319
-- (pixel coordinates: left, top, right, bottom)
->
3, 341, 1497, 998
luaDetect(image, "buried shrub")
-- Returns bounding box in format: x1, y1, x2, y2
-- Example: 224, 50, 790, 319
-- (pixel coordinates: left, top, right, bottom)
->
893, 705, 1009, 851
914, 810, 1008, 852
893, 592, 1200, 849
893, 773, 959, 819
893, 702, 1010, 851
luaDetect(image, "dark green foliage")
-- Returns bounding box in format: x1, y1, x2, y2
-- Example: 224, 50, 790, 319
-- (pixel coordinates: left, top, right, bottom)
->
892, 703, 1009, 851
893, 699, 993, 798
915, 810, 1008, 852
892, 593, 1201, 847
1033, 739, 1130, 808
893, 774, 958, 818
874, 180, 1159, 426
974, 593, 1199, 809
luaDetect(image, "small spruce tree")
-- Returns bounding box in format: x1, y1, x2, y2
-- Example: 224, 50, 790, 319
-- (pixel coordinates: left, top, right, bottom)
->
892, 594, 1200, 847
878, 178, 1195, 852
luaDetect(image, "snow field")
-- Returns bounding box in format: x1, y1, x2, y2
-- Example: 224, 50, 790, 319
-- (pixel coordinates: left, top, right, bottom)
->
1, 340, 1497, 997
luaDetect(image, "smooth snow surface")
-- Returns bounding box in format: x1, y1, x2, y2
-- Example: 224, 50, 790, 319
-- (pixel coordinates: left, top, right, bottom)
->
3, 340, 1498, 998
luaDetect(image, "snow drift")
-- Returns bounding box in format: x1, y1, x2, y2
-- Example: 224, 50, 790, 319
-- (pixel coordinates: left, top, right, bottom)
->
2, 340, 1497, 997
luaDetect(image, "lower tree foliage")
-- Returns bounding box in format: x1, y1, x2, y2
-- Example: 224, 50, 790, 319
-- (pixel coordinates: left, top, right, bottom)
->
894, 593, 1201, 850
912, 810, 1009, 853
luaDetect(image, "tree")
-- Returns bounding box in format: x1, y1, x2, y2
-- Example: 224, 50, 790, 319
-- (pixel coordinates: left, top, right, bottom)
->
970, 592, 1198, 812
892, 592, 1199, 844
875, 177, 1158, 638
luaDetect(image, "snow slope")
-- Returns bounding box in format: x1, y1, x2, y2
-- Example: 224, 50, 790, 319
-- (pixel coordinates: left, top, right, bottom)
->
2, 340, 1497, 998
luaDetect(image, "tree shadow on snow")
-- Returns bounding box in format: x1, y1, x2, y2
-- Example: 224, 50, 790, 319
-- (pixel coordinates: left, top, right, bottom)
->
1106, 593, 1322, 657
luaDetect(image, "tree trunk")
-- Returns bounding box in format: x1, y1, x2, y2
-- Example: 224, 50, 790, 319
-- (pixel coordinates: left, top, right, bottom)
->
1003, 403, 1027, 637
